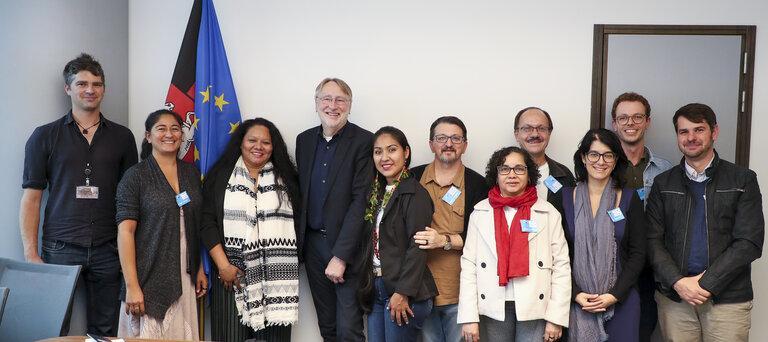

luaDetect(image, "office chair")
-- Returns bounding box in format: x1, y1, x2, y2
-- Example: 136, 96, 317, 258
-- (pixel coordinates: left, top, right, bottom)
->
0, 257, 81, 341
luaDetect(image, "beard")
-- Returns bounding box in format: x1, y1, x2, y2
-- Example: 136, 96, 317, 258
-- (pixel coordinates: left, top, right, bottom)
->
438, 149, 459, 164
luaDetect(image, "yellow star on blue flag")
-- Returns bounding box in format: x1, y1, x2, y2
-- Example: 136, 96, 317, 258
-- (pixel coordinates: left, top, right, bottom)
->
214, 93, 229, 111
194, 0, 241, 176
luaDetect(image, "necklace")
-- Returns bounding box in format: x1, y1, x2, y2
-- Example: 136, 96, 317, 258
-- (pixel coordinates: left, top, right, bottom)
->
364, 167, 409, 223
74, 119, 101, 134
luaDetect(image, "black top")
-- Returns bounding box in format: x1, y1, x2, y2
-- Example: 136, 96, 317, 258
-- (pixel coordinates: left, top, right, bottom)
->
647, 151, 764, 303
295, 122, 373, 266
545, 156, 576, 205
364, 177, 438, 301
199, 158, 300, 251
23, 112, 138, 246
553, 187, 647, 302
307, 125, 345, 230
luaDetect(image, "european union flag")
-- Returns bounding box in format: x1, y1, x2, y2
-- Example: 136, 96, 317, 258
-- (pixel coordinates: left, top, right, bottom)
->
195, 0, 241, 176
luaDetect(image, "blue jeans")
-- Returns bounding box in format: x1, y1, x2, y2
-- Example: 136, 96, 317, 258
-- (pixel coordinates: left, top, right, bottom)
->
420, 303, 462, 342
368, 277, 433, 342
41, 239, 121, 336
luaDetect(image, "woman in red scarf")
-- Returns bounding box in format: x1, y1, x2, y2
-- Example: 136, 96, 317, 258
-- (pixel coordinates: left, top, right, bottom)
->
458, 146, 571, 342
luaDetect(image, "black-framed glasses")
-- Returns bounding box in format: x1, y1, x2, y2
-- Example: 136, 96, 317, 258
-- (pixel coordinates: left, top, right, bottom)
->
615, 114, 648, 125
497, 165, 527, 175
585, 151, 617, 163
515, 126, 552, 134
432, 135, 466, 144
315, 96, 350, 106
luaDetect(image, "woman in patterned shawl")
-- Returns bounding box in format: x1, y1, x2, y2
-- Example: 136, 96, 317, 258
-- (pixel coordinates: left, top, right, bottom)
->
200, 118, 300, 342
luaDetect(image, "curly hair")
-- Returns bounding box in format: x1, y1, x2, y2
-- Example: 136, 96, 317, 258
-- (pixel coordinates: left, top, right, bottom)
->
484, 146, 540, 188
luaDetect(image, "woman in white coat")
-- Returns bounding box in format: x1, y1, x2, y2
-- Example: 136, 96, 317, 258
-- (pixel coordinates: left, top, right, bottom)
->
459, 146, 571, 342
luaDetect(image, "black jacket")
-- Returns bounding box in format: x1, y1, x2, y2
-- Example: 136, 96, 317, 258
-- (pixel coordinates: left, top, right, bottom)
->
199, 160, 300, 253
646, 151, 764, 303
295, 122, 373, 265
553, 187, 647, 302
360, 177, 438, 305
545, 156, 576, 205
410, 164, 489, 241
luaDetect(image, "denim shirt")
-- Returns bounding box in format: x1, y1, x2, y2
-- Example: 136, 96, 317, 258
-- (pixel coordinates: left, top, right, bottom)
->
642, 147, 674, 207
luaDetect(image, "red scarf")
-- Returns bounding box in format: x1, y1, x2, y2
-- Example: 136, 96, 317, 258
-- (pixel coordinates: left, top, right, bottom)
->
487, 185, 538, 286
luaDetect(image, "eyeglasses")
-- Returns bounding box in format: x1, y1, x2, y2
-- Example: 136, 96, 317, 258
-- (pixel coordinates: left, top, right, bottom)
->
585, 151, 617, 163
497, 165, 528, 175
315, 96, 350, 106
615, 114, 648, 125
515, 126, 552, 134
432, 135, 466, 144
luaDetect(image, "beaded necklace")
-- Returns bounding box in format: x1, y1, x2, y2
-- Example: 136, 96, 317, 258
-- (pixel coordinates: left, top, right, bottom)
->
365, 168, 408, 259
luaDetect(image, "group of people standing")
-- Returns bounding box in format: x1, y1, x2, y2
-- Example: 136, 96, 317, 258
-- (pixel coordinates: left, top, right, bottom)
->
20, 53, 763, 342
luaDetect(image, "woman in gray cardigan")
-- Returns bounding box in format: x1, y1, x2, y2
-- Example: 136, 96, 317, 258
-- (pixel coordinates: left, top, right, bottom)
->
116, 109, 207, 340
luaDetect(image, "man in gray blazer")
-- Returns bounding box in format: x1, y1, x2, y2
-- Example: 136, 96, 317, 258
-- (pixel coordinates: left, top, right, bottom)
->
296, 78, 373, 341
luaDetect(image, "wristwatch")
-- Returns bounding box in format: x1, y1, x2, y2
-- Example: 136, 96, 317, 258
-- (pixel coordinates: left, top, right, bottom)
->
443, 235, 452, 250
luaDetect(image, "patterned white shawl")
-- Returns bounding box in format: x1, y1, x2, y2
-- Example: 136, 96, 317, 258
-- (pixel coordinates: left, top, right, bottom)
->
223, 157, 299, 330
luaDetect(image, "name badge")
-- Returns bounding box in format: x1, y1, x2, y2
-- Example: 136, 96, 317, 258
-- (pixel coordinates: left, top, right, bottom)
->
543, 175, 563, 193
442, 186, 461, 205
608, 208, 625, 222
637, 188, 645, 201
76, 186, 99, 199
521, 220, 538, 233
176, 191, 191, 207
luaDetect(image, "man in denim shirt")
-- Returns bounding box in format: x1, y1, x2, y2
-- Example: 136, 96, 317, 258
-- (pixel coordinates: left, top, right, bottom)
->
610, 92, 672, 342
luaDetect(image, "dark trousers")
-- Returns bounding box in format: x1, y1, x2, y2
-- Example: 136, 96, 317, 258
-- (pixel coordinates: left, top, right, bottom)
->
210, 270, 292, 342
638, 266, 658, 342
305, 229, 365, 342
41, 239, 121, 336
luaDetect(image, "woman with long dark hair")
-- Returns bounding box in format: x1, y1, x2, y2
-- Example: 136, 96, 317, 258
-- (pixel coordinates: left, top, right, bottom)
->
200, 118, 300, 342
116, 109, 207, 339
553, 128, 646, 342
358, 126, 437, 342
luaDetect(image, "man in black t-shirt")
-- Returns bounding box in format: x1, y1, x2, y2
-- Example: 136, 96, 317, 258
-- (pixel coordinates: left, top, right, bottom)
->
19, 53, 137, 336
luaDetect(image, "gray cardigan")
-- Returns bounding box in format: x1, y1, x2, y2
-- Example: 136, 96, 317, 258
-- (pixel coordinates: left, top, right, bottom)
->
115, 155, 202, 319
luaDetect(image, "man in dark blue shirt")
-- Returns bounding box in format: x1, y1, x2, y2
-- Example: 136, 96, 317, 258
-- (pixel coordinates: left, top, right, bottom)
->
647, 103, 763, 341
19, 53, 137, 336
296, 78, 372, 341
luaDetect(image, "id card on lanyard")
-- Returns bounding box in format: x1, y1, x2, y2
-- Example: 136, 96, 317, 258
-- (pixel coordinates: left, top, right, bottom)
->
76, 163, 99, 199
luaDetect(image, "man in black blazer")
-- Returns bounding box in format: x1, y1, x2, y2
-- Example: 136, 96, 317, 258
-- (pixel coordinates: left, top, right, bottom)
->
296, 78, 373, 342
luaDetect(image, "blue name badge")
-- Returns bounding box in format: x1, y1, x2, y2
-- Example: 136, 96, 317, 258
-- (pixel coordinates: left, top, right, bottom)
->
175, 191, 191, 207
637, 188, 645, 201
607, 208, 625, 222
543, 175, 563, 193
442, 185, 461, 205
520, 220, 538, 233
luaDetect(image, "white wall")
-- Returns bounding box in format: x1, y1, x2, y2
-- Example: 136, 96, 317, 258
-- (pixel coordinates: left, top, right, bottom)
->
130, 1, 768, 340
0, 0, 129, 335
2, 0, 764, 339
129, 0, 768, 340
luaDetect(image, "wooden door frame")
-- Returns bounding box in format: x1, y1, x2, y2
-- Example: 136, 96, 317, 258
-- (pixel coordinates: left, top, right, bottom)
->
590, 24, 756, 166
